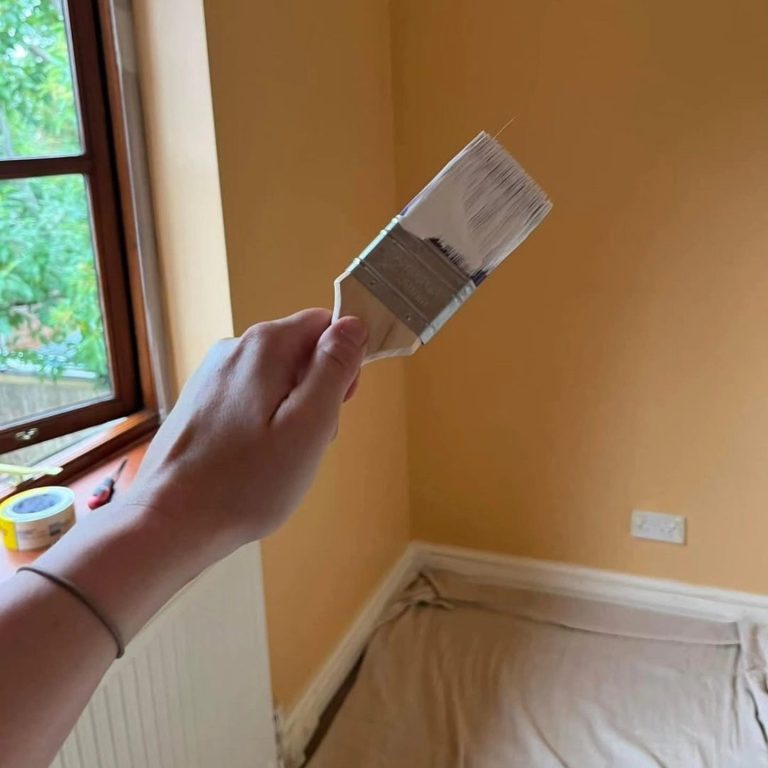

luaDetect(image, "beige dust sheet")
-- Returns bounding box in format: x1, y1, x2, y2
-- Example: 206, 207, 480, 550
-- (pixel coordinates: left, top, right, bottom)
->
310, 570, 768, 767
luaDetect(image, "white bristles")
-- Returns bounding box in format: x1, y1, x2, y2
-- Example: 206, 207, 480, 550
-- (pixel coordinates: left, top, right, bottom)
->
399, 132, 552, 284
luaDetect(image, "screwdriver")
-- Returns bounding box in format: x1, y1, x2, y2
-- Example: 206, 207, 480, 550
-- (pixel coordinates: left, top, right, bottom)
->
87, 458, 128, 510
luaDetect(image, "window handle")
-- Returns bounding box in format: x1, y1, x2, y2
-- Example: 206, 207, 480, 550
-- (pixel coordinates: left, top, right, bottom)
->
14, 428, 39, 444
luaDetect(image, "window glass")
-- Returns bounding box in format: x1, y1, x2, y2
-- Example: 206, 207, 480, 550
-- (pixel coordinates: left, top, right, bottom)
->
0, 0, 82, 159
0, 174, 112, 429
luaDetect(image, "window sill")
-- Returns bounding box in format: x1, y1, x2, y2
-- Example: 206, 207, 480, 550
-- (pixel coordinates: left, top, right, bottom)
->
1, 410, 157, 500
0, 438, 151, 582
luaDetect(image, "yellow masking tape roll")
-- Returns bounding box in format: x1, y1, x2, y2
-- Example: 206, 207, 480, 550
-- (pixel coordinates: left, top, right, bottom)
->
0, 487, 76, 552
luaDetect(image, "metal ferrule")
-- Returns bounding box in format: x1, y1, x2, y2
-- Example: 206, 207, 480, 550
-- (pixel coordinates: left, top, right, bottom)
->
349, 218, 475, 344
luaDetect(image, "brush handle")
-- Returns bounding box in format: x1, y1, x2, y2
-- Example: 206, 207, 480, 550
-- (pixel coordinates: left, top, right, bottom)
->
333, 271, 421, 363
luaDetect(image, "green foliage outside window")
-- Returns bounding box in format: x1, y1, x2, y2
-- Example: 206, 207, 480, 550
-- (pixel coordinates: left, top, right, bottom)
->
0, 0, 108, 380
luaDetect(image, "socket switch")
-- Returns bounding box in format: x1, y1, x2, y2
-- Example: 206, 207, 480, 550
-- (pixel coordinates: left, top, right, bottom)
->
631, 509, 686, 545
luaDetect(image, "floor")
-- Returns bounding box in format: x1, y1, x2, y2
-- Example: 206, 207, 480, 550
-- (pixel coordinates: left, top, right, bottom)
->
307, 570, 768, 767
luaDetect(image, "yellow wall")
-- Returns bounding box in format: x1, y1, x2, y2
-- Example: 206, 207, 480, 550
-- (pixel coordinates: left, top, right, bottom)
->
202, 0, 410, 708
393, 0, 768, 593
139, 0, 768, 716
132, 0, 234, 391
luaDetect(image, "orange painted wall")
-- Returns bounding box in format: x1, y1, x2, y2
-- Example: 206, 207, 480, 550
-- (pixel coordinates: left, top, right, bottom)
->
203, 0, 410, 709
132, 0, 233, 391
392, 0, 768, 593
159, 0, 768, 715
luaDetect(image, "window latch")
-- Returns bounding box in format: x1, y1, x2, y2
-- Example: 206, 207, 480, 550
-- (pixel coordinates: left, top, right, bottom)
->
14, 428, 39, 444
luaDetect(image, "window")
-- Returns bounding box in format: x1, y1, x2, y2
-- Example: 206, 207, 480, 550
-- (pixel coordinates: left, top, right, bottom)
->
0, 1, 156, 473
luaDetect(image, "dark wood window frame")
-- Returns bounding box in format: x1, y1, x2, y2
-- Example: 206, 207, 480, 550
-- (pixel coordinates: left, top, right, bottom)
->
1, 0, 159, 488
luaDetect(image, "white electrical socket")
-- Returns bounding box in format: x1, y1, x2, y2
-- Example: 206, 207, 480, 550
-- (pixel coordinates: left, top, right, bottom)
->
631, 510, 686, 545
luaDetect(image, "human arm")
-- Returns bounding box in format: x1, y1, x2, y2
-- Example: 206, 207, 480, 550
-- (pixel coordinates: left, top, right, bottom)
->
0, 308, 367, 768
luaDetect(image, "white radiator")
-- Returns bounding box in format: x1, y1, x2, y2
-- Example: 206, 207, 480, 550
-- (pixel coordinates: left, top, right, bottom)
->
50, 544, 278, 768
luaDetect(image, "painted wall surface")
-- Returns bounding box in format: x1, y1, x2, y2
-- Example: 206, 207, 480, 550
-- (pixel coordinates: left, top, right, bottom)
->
203, 0, 410, 708
132, 0, 234, 390
138, 0, 768, 717
392, 0, 768, 593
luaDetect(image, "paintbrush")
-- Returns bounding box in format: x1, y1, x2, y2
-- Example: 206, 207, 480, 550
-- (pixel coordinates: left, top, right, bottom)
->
333, 131, 552, 362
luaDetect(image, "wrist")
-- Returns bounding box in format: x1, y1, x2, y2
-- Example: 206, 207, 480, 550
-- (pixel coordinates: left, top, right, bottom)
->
35, 491, 210, 643
120, 478, 240, 573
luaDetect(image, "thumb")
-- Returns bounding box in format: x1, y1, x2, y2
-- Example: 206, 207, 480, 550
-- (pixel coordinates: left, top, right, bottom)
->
285, 316, 367, 427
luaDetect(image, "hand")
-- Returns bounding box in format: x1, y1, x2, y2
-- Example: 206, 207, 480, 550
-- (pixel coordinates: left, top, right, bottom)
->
127, 308, 367, 562
0, 309, 366, 767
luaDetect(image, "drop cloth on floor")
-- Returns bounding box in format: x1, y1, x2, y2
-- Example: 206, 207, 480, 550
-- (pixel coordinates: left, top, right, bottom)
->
309, 570, 768, 768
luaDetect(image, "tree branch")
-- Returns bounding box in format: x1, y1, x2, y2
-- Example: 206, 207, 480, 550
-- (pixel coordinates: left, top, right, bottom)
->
26, 43, 58, 67
0, 106, 16, 158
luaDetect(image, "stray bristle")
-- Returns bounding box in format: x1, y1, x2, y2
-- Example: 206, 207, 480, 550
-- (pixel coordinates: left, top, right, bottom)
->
399, 132, 552, 284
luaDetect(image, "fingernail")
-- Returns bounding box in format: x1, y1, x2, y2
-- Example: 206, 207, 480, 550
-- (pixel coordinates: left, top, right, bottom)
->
337, 317, 368, 347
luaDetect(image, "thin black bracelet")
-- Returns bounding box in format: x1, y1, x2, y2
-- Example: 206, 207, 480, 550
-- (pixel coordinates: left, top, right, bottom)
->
17, 565, 125, 659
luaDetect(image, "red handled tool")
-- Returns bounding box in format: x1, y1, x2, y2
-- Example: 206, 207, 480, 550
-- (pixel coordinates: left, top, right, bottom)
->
87, 459, 128, 510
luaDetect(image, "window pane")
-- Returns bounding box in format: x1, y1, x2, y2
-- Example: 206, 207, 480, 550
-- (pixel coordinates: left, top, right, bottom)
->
0, 0, 81, 159
0, 174, 111, 428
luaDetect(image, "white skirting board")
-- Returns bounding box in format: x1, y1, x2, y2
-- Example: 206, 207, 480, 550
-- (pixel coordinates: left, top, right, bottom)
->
281, 540, 768, 766
279, 546, 420, 767
418, 541, 768, 623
